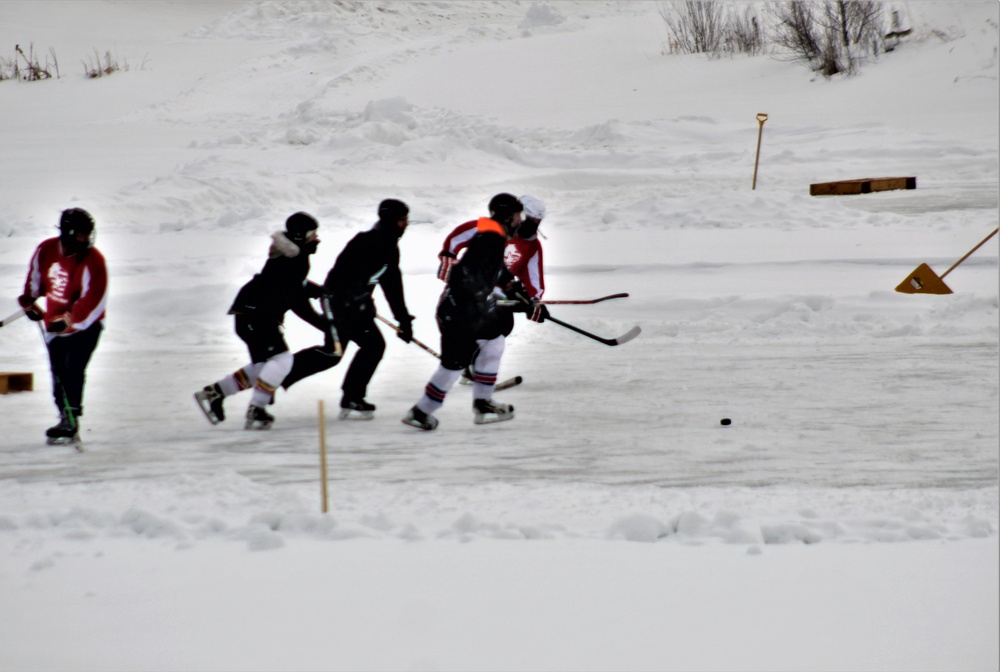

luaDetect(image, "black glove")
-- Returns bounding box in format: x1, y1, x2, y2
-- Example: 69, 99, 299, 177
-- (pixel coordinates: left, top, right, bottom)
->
17, 294, 43, 321
47, 318, 68, 333
396, 315, 414, 343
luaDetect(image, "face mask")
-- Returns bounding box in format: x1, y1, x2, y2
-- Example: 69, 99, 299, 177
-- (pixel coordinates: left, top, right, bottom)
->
60, 230, 94, 256
519, 218, 540, 239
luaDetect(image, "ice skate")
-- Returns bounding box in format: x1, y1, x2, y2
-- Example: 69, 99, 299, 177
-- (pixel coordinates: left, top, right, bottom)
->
194, 384, 226, 424
402, 405, 438, 431
473, 398, 514, 425
45, 412, 80, 446
244, 405, 274, 430
339, 397, 375, 420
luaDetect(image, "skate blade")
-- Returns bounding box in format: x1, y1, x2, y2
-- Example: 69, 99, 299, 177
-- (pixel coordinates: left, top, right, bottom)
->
47, 436, 81, 447
339, 409, 375, 421
402, 415, 438, 431
194, 394, 221, 425
244, 422, 273, 431
473, 412, 515, 425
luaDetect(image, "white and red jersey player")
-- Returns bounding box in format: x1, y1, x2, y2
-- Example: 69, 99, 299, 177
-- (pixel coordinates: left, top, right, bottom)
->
437, 194, 546, 300
19, 208, 108, 440
23, 235, 108, 339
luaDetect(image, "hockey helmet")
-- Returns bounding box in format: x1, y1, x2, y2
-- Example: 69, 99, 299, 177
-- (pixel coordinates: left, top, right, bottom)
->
488, 193, 524, 234
59, 208, 96, 255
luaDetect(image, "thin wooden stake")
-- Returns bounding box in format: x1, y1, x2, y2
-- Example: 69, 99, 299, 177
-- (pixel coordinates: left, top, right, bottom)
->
318, 400, 329, 514
752, 113, 768, 190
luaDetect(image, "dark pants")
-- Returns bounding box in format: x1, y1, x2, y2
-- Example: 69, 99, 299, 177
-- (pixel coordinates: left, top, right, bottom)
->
235, 315, 288, 363
338, 316, 385, 400
281, 314, 384, 401
437, 309, 514, 371
46, 322, 102, 416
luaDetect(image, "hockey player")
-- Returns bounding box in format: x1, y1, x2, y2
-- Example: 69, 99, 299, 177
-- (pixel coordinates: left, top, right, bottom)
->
403, 193, 542, 430
438, 193, 548, 305
280, 199, 414, 420
435, 194, 550, 384
19, 208, 108, 445
194, 212, 330, 430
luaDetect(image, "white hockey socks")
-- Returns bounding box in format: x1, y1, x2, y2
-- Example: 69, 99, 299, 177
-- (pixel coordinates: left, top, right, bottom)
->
250, 352, 293, 408
416, 365, 463, 415
471, 335, 505, 400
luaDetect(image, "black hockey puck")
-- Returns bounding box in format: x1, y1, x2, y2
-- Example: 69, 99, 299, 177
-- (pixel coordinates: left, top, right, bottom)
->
720, 418, 732, 426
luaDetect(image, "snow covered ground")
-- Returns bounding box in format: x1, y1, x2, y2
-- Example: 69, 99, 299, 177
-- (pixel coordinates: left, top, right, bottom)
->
0, 2, 997, 670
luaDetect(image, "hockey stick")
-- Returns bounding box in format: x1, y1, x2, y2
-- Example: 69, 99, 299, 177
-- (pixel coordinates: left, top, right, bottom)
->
545, 314, 641, 346
540, 293, 629, 305
496, 300, 640, 346
376, 313, 522, 390
319, 295, 344, 357
0, 308, 26, 328
375, 313, 441, 358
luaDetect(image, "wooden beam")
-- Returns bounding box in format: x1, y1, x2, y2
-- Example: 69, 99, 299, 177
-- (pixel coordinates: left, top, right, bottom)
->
0, 372, 34, 394
810, 176, 916, 196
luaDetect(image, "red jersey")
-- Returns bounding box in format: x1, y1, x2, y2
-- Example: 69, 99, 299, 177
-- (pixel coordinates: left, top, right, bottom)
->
441, 220, 545, 299
24, 237, 108, 337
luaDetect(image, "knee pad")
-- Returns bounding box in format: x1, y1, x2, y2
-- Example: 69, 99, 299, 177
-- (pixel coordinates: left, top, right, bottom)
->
259, 351, 294, 388
473, 336, 505, 374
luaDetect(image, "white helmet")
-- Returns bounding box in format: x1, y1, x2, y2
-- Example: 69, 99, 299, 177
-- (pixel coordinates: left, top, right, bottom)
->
519, 194, 546, 221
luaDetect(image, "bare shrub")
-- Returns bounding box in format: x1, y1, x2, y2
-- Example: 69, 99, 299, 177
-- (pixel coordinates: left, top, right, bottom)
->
769, 1, 820, 61
769, 1, 885, 76
83, 48, 128, 78
659, 1, 726, 55
3, 43, 60, 81
659, 0, 888, 76
660, 1, 767, 57
723, 6, 766, 56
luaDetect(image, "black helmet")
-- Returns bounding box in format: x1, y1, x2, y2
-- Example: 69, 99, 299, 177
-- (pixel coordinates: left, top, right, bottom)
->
285, 212, 320, 253
488, 193, 523, 234
377, 198, 409, 225
59, 208, 95, 256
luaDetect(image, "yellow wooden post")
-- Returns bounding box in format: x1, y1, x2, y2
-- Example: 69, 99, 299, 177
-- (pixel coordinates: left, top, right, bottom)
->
318, 400, 329, 513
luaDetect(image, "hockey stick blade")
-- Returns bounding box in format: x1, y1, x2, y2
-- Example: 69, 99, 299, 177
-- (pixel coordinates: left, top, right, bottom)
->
610, 325, 642, 346
495, 375, 523, 391
541, 293, 630, 305
546, 315, 641, 346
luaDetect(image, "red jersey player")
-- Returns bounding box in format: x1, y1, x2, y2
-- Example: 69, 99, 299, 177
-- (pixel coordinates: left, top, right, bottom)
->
438, 194, 547, 302
19, 208, 108, 445
432, 194, 549, 386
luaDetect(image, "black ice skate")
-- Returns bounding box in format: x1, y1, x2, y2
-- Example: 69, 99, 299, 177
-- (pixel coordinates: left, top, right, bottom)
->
45, 412, 80, 446
194, 384, 226, 424
473, 398, 514, 425
339, 397, 375, 421
244, 405, 274, 430
401, 405, 438, 431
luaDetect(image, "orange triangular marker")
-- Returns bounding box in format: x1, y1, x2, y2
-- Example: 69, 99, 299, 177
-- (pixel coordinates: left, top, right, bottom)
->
895, 263, 953, 294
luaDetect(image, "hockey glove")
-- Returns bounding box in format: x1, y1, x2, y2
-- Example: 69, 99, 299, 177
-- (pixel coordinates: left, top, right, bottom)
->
396, 315, 414, 343
17, 294, 43, 321
437, 251, 457, 282
505, 281, 536, 307
47, 317, 69, 333
529, 302, 549, 323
